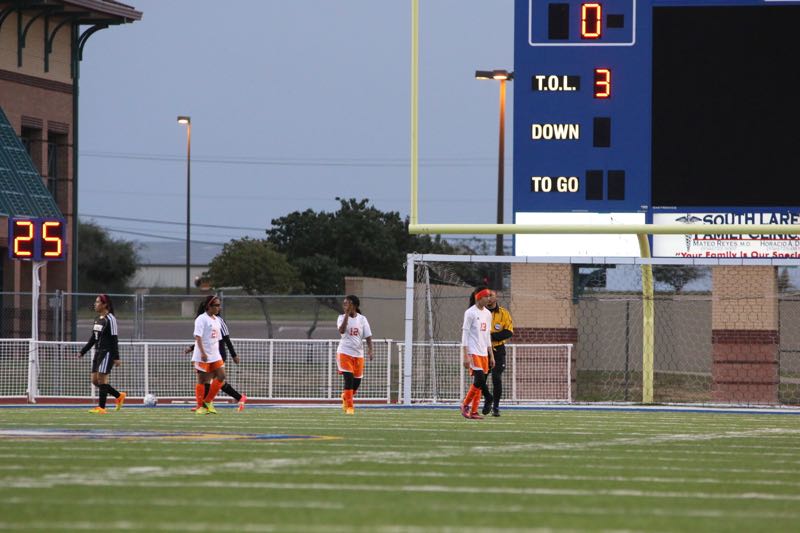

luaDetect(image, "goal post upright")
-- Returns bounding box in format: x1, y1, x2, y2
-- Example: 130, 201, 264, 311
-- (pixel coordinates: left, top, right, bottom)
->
409, 0, 419, 228
637, 234, 654, 404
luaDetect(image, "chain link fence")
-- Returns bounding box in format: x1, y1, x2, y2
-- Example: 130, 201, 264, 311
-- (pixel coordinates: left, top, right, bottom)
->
0, 292, 344, 342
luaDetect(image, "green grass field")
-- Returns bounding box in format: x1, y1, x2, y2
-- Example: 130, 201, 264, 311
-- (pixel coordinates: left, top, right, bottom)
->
1, 406, 799, 532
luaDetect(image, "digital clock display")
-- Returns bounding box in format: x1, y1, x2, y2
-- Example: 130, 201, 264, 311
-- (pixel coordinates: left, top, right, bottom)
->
8, 218, 67, 261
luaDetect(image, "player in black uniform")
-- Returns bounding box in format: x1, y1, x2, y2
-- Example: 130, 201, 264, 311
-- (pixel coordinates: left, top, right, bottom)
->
185, 301, 247, 412
78, 294, 126, 414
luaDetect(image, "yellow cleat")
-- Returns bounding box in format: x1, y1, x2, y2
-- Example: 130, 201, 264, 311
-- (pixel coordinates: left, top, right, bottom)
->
345, 408, 355, 415
88, 407, 107, 414
204, 402, 217, 414
114, 392, 126, 411
195, 406, 208, 415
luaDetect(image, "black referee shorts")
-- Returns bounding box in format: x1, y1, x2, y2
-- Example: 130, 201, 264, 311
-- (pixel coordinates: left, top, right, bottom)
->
91, 351, 115, 374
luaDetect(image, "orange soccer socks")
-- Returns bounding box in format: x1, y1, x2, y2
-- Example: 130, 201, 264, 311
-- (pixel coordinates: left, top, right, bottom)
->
195, 384, 206, 408
204, 379, 224, 403
471, 387, 483, 415
463, 385, 482, 414
343, 389, 354, 409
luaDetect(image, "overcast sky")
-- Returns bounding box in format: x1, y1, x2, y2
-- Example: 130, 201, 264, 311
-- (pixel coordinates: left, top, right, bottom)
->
78, 0, 514, 252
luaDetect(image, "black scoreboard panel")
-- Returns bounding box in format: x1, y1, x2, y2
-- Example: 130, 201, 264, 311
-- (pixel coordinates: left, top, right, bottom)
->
652, 6, 800, 207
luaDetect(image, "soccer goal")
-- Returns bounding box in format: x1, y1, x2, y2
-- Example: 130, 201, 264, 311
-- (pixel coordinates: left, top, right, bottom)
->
401, 253, 800, 407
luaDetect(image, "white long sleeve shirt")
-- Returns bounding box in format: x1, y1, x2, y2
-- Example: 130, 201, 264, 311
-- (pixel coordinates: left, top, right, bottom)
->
461, 305, 492, 357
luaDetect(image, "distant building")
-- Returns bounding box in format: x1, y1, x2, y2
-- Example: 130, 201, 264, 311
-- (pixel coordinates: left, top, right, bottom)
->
0, 1, 141, 336
130, 241, 223, 289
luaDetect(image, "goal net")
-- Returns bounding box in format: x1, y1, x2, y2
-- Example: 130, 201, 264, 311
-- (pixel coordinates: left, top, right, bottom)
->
404, 254, 800, 407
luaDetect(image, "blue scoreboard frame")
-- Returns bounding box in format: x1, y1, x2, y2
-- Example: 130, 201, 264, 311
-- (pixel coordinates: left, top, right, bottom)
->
513, 0, 800, 258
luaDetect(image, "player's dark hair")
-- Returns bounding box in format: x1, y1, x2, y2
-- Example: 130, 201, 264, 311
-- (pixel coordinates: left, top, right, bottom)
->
196, 294, 219, 317
345, 294, 361, 314
98, 294, 114, 314
469, 286, 489, 308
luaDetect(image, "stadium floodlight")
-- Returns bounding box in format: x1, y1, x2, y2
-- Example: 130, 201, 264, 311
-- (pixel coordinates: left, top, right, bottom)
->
475, 68, 514, 289
177, 115, 192, 294
475, 69, 513, 81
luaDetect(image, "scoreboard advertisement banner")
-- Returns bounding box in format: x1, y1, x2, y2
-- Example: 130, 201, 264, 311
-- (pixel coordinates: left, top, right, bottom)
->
653, 211, 800, 259
513, 0, 800, 257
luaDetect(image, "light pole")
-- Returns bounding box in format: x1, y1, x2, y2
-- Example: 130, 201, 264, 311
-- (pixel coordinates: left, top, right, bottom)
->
177, 115, 191, 294
475, 69, 513, 261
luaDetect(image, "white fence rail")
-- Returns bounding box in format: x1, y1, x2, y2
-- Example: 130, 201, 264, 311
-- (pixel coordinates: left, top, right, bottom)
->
398, 343, 572, 403
1, 339, 393, 403
0, 339, 571, 404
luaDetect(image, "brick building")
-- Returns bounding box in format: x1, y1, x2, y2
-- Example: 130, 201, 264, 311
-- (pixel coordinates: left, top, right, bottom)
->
0, 0, 141, 336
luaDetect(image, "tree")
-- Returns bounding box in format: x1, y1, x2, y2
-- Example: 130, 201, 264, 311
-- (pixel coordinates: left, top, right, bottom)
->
267, 197, 472, 293
653, 265, 708, 293
78, 221, 138, 293
205, 238, 302, 338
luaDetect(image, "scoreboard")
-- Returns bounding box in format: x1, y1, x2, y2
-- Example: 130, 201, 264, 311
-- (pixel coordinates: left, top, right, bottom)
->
513, 0, 800, 257
8, 218, 67, 261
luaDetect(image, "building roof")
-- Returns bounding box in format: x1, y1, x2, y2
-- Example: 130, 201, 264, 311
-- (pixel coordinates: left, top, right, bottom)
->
0, 107, 62, 218
136, 241, 223, 266
0, 1, 143, 23
62, 0, 142, 21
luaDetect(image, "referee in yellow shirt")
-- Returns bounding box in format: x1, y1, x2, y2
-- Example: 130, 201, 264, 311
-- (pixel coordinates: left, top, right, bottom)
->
483, 290, 513, 416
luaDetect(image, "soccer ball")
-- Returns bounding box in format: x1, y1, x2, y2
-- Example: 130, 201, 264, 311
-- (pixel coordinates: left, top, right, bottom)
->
143, 394, 158, 408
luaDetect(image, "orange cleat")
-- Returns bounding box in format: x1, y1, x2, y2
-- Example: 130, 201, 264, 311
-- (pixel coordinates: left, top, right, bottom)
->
237, 394, 247, 412
114, 392, 127, 411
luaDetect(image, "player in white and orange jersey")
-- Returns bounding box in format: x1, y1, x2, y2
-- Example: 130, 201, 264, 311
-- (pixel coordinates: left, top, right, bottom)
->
192, 295, 227, 415
460, 287, 495, 419
185, 311, 247, 412
337, 295, 373, 415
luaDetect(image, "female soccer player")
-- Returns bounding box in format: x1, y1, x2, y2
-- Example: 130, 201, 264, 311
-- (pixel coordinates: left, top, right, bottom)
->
337, 295, 373, 415
460, 287, 495, 419
192, 295, 230, 415
185, 304, 247, 412
78, 294, 126, 414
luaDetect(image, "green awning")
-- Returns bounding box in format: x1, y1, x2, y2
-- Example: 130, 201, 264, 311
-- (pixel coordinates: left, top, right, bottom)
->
0, 107, 62, 218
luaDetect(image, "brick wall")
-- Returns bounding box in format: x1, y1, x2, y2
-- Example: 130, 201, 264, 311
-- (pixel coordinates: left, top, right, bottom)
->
711, 267, 778, 404
510, 264, 577, 399
510, 263, 576, 328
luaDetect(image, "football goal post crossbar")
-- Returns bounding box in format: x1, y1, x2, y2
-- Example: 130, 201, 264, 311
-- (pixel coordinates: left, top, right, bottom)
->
407, 224, 800, 235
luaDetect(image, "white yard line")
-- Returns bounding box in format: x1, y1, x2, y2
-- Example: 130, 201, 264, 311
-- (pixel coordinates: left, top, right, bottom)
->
2, 427, 799, 490
283, 467, 800, 488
